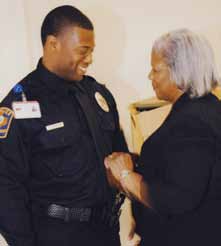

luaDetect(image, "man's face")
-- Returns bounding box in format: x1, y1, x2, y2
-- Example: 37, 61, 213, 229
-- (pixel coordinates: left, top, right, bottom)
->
53, 26, 95, 81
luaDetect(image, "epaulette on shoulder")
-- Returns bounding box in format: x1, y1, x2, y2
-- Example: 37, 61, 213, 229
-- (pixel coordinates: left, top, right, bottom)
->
0, 90, 15, 107
19, 71, 36, 88
86, 75, 106, 86
85, 76, 105, 92
0, 72, 34, 105
85, 75, 96, 83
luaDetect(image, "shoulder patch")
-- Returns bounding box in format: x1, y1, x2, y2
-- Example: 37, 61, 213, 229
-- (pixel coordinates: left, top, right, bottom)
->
0, 107, 14, 139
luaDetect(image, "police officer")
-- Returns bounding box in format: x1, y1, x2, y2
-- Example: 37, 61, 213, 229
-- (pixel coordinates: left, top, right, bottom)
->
0, 5, 128, 246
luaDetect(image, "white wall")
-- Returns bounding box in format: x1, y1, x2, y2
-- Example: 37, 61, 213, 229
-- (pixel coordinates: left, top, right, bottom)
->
2, 0, 221, 148
0, 0, 30, 101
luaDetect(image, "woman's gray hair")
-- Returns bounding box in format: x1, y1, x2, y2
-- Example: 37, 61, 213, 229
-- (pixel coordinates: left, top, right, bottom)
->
152, 29, 220, 98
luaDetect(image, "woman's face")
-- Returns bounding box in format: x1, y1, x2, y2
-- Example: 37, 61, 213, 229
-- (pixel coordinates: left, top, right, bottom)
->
148, 51, 179, 101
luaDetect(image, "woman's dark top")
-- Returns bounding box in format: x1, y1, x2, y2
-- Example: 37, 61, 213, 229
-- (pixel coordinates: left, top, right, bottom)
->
133, 93, 221, 246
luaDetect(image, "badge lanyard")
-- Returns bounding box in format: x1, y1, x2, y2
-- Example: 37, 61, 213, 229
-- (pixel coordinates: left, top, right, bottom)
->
12, 84, 41, 119
13, 84, 27, 102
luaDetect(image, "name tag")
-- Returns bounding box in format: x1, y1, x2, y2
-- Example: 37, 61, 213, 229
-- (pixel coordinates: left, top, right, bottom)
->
12, 101, 41, 119
46, 122, 64, 131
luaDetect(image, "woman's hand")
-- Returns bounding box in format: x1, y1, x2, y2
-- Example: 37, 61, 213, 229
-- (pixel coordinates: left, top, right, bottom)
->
105, 168, 123, 190
105, 152, 150, 208
104, 152, 134, 182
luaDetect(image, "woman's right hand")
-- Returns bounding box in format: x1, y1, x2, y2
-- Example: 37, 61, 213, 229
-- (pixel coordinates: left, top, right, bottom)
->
104, 152, 134, 183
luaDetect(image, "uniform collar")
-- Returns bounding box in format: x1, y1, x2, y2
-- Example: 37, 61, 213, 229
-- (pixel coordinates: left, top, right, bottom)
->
36, 58, 86, 94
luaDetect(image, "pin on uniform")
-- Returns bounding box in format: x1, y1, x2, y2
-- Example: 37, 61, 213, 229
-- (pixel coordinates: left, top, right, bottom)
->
12, 84, 42, 119
12, 84, 64, 133
0, 84, 42, 139
95, 92, 109, 112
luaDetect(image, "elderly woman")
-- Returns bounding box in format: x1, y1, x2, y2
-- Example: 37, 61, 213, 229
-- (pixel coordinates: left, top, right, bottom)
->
105, 29, 221, 246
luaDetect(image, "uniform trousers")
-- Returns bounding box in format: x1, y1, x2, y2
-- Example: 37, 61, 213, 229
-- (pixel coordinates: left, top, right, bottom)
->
33, 212, 120, 246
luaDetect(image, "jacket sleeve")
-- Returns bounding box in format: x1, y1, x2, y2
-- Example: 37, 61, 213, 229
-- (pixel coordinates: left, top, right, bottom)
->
148, 117, 214, 215
112, 111, 128, 153
87, 77, 129, 153
0, 102, 34, 245
102, 85, 129, 153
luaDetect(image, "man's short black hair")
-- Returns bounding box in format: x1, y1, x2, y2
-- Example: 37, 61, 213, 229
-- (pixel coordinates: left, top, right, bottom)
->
41, 5, 94, 46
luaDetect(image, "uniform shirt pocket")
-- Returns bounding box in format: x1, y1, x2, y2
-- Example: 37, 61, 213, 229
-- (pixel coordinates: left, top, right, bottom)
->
98, 111, 116, 131
31, 120, 81, 177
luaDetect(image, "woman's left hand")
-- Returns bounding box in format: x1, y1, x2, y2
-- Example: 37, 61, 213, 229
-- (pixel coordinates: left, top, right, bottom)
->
104, 152, 134, 182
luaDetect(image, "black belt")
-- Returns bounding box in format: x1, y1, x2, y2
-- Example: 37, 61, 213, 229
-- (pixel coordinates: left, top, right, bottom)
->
47, 204, 92, 222
46, 203, 121, 229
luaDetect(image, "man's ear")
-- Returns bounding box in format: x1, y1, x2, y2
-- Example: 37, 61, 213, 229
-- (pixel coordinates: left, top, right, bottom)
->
45, 35, 60, 52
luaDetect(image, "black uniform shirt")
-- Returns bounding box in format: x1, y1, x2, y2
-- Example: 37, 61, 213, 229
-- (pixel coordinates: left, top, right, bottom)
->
0, 60, 128, 245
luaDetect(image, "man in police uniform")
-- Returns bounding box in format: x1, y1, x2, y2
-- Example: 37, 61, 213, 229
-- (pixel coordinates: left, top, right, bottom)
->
0, 5, 128, 246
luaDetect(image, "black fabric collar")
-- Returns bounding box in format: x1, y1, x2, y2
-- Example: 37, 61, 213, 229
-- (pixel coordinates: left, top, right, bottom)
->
172, 93, 190, 111
172, 92, 218, 112
36, 58, 86, 94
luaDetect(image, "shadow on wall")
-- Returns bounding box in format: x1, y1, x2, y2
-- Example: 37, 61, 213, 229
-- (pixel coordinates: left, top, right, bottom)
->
85, 3, 140, 148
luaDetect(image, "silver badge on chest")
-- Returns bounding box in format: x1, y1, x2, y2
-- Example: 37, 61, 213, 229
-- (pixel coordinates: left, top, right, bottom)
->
95, 92, 109, 112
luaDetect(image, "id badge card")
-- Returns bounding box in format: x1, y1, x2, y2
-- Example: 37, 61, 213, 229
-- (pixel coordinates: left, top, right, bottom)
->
12, 101, 42, 119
